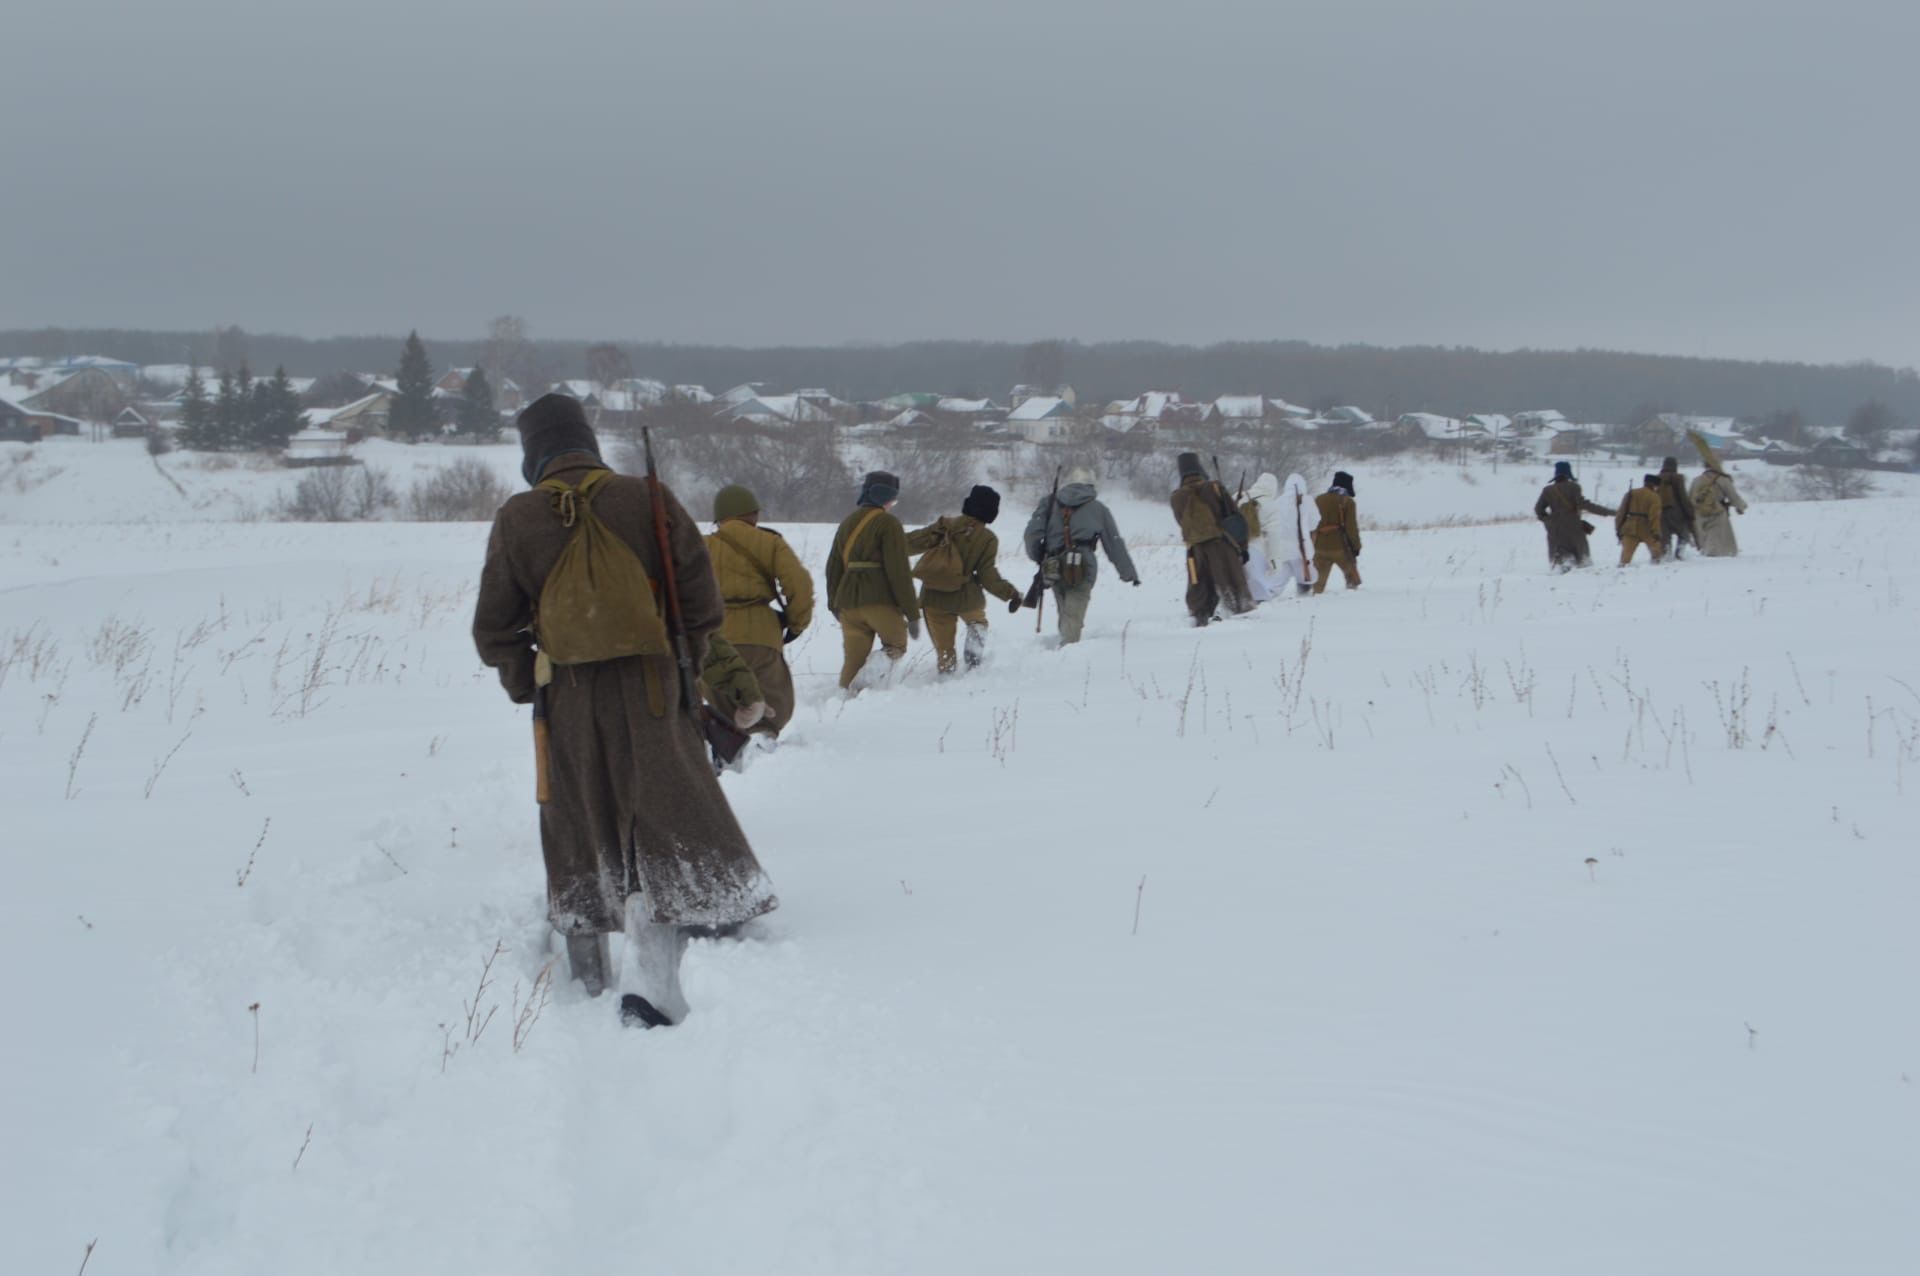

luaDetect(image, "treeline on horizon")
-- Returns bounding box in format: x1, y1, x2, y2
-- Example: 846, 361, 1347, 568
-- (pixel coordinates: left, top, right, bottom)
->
6, 327, 1918, 427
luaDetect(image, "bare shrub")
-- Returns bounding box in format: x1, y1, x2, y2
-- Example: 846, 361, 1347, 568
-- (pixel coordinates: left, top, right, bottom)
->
619, 423, 855, 523
1790, 463, 1875, 501
278, 465, 397, 522
408, 457, 511, 521
145, 429, 172, 456
865, 424, 990, 521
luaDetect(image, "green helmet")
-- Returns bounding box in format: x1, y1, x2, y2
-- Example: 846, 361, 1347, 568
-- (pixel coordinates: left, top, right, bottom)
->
713, 484, 760, 522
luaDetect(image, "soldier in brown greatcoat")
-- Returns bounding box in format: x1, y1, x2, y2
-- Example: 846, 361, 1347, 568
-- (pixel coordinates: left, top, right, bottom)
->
1170, 452, 1253, 624
472, 394, 777, 1029
1532, 461, 1615, 570
1655, 456, 1697, 559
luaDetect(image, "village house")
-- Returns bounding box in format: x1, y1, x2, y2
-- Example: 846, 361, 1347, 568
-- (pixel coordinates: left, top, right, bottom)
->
283, 427, 357, 467
436, 367, 526, 413
1011, 384, 1077, 410
305, 390, 392, 437
1391, 412, 1466, 445
0, 392, 84, 440
13, 365, 130, 423
0, 395, 32, 442
1007, 395, 1075, 443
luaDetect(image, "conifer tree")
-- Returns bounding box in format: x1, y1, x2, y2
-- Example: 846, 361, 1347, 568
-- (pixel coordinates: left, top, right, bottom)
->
212, 367, 242, 450
178, 366, 216, 450
457, 366, 500, 439
253, 366, 304, 449
235, 362, 256, 445
390, 330, 436, 442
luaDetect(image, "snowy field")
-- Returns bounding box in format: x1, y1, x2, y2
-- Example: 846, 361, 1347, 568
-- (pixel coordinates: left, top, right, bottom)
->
10, 434, 1906, 533
3, 455, 1919, 1273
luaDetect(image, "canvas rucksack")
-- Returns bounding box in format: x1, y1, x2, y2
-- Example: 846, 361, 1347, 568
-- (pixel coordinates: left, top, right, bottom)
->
912, 517, 970, 592
533, 468, 669, 666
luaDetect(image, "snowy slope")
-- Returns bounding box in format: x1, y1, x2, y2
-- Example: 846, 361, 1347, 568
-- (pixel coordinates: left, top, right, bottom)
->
3, 486, 1918, 1273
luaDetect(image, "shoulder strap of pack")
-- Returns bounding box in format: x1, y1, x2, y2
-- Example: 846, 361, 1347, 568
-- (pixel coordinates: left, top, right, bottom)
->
842, 507, 885, 567
537, 466, 613, 528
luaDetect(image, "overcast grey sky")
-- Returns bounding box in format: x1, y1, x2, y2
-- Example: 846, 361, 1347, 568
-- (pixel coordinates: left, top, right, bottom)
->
3, 0, 1914, 365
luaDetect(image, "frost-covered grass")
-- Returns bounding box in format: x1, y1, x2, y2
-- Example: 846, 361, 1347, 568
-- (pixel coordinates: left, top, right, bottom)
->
2, 478, 1918, 1273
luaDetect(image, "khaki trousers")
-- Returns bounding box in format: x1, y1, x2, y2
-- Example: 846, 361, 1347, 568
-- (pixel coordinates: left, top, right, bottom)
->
838, 603, 909, 689
734, 641, 795, 734
925, 606, 989, 674
1619, 531, 1663, 565
1311, 550, 1361, 593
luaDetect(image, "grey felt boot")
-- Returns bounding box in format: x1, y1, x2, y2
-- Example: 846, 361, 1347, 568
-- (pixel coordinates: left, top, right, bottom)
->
565, 932, 609, 997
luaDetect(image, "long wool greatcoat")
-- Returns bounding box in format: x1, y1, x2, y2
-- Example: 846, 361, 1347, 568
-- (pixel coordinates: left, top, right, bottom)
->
472, 458, 777, 934
1533, 479, 1614, 567
1690, 471, 1748, 557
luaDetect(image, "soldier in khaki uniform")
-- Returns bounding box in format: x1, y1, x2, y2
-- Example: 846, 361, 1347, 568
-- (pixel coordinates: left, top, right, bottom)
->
1616, 475, 1665, 565
1310, 471, 1363, 593
705, 484, 814, 735
824, 470, 921, 690
1170, 452, 1253, 625
907, 485, 1023, 674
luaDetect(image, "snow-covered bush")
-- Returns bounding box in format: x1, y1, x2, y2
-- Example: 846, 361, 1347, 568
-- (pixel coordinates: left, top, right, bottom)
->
620, 424, 856, 523
277, 465, 397, 522
1790, 463, 1876, 501
407, 457, 510, 522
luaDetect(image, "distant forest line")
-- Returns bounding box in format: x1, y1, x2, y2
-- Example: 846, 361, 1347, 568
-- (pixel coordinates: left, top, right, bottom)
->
5, 327, 1917, 426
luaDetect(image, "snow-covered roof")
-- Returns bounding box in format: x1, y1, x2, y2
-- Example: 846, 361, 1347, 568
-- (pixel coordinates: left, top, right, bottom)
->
936, 397, 1002, 415
139, 364, 216, 388
722, 395, 836, 425
671, 384, 713, 402
1396, 413, 1463, 439
888, 408, 937, 428
719, 383, 765, 406
617, 378, 668, 403
1008, 395, 1069, 422
1326, 405, 1374, 425
1211, 395, 1268, 419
